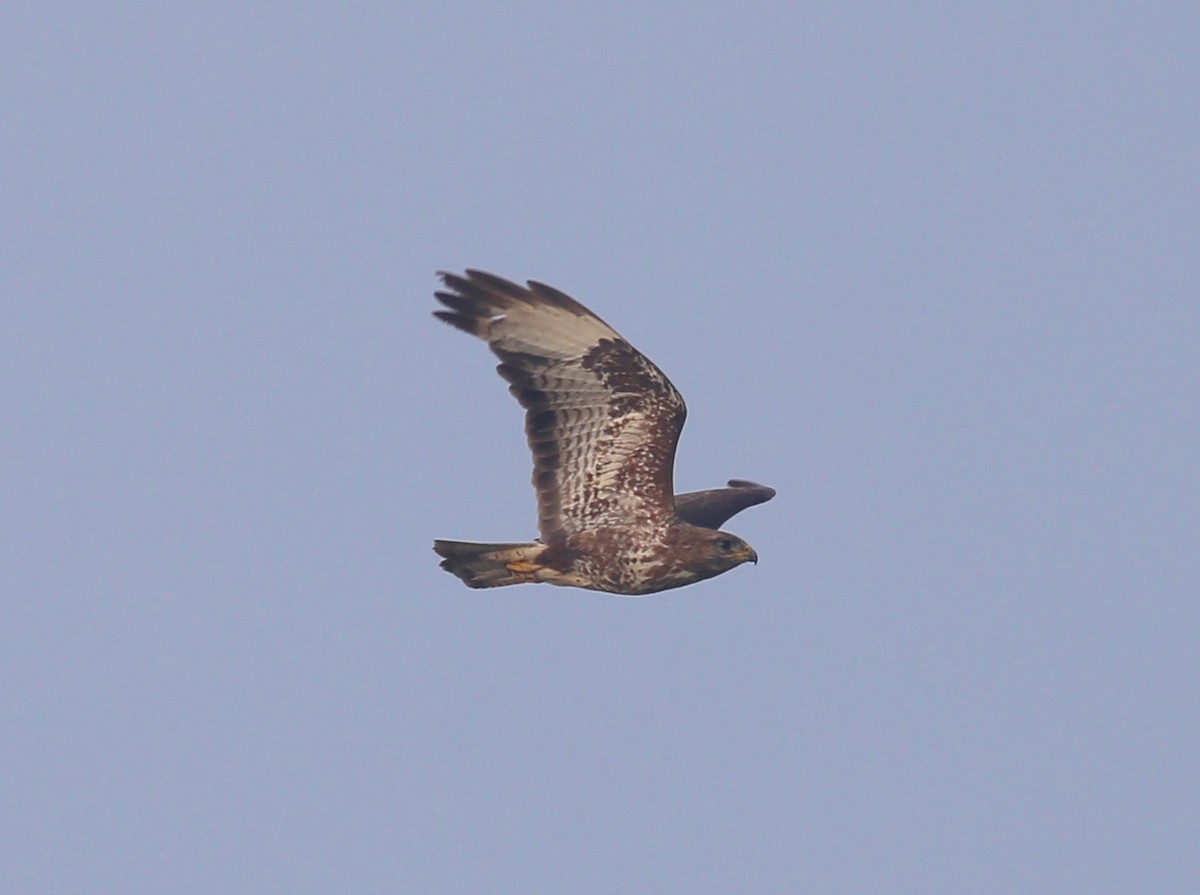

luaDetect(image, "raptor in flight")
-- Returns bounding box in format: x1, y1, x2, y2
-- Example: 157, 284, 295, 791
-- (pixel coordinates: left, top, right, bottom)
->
432, 270, 773, 595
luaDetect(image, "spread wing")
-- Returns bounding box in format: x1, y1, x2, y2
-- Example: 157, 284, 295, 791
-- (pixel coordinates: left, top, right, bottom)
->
434, 270, 686, 542
673, 480, 776, 529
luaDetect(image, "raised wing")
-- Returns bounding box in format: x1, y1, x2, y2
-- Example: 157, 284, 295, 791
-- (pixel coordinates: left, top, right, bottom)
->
673, 480, 776, 529
434, 270, 686, 542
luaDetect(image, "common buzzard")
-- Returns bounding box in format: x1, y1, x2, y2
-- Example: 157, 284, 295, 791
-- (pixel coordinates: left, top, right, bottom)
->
432, 270, 773, 595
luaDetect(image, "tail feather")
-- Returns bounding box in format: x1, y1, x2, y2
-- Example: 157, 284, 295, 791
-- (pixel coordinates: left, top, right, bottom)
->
433, 539, 546, 589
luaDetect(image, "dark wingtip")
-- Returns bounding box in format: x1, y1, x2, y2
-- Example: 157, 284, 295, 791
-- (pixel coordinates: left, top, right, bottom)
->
433, 270, 519, 335
460, 269, 527, 298
726, 479, 776, 500
436, 270, 471, 294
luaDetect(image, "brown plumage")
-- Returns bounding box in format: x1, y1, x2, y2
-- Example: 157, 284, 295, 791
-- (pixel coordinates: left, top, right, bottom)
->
432, 270, 772, 595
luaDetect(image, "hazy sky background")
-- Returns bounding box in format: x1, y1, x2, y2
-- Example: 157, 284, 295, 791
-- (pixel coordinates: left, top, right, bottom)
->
4, 3, 1198, 893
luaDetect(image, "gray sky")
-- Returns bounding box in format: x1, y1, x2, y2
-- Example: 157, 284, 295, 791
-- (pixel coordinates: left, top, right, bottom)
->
4, 3, 1198, 893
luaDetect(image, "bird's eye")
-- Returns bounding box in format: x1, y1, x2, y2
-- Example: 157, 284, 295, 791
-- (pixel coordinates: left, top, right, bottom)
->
718, 538, 734, 552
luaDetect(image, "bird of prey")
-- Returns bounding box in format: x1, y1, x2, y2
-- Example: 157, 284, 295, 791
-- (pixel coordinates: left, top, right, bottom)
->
432, 270, 773, 595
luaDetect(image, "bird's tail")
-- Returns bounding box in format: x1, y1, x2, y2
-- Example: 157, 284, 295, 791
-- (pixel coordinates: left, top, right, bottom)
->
432, 540, 547, 589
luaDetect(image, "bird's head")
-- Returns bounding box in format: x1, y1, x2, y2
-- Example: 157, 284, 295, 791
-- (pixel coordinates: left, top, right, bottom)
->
681, 526, 758, 576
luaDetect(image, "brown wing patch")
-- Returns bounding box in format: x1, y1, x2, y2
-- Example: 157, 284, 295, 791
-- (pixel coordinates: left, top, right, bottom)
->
577, 336, 685, 517
434, 271, 686, 542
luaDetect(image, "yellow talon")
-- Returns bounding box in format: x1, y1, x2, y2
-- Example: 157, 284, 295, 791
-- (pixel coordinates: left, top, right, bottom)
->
506, 560, 541, 574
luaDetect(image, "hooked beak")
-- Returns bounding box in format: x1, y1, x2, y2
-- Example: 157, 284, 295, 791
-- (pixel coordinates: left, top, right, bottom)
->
740, 545, 758, 565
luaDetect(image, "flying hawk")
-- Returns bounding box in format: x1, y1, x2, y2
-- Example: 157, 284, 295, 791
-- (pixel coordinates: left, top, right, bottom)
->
432, 270, 773, 595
